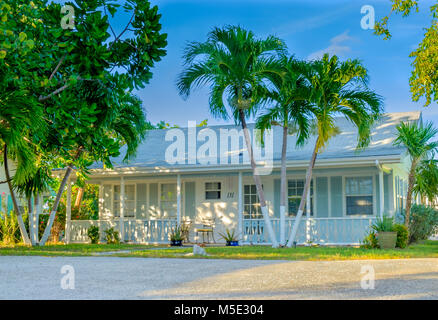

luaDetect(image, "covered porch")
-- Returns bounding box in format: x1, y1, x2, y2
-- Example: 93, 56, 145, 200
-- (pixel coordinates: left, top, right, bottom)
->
65, 165, 387, 245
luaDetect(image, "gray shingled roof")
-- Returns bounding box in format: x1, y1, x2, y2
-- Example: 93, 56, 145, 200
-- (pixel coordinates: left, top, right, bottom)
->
90, 111, 420, 170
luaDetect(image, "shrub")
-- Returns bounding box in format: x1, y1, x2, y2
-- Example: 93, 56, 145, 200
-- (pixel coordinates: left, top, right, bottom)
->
361, 230, 379, 249
87, 225, 100, 244
169, 226, 183, 242
393, 224, 409, 248
104, 227, 120, 244
219, 228, 238, 242
371, 215, 395, 232
0, 211, 19, 245
399, 204, 438, 243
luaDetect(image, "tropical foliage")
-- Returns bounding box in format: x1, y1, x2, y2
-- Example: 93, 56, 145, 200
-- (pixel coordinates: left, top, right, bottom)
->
398, 204, 438, 243
394, 121, 438, 228
177, 25, 287, 247
375, 0, 438, 106
0, 0, 167, 245
256, 55, 312, 244
285, 54, 383, 246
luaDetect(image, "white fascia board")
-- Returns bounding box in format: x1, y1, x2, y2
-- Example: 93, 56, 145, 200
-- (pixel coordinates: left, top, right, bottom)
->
86, 154, 402, 178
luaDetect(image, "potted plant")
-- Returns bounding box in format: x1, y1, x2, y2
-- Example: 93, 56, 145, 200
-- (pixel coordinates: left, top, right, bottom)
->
170, 226, 183, 246
219, 228, 239, 246
372, 215, 397, 249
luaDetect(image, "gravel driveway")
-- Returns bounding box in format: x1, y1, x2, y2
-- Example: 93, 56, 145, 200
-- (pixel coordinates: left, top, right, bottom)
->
1, 256, 437, 299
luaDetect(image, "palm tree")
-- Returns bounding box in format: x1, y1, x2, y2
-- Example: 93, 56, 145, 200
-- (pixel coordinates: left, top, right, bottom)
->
394, 121, 438, 228
286, 54, 383, 247
414, 158, 438, 205
0, 90, 44, 245
256, 56, 312, 245
177, 25, 287, 247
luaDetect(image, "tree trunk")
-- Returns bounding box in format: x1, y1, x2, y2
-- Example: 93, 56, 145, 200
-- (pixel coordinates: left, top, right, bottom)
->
30, 193, 40, 245
3, 144, 31, 245
27, 197, 32, 240
239, 110, 279, 248
74, 187, 84, 209
405, 162, 416, 229
39, 166, 73, 246
279, 125, 288, 246
286, 137, 318, 247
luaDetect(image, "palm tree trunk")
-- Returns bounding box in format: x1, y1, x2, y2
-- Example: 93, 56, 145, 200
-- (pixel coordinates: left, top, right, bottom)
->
286, 137, 318, 247
405, 163, 416, 229
30, 193, 40, 245
27, 196, 32, 239
239, 110, 279, 247
39, 166, 73, 246
279, 125, 288, 245
3, 144, 32, 245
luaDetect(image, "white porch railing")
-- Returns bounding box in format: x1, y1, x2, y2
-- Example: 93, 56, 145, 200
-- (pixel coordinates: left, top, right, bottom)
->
243, 217, 377, 245
69, 219, 177, 244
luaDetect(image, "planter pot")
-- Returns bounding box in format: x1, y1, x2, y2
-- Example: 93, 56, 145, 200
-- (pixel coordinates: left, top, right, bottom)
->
226, 241, 239, 246
377, 232, 397, 249
170, 240, 183, 246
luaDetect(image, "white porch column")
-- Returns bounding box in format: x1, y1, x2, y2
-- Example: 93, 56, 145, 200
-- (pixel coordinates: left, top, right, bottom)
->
65, 178, 72, 244
379, 169, 384, 218
177, 174, 181, 225
238, 172, 243, 242
120, 176, 125, 242
305, 181, 311, 244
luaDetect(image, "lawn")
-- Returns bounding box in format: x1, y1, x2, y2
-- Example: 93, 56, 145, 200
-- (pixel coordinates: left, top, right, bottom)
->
1, 241, 438, 261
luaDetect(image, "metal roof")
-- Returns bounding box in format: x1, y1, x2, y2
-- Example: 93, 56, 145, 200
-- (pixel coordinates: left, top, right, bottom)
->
90, 111, 420, 171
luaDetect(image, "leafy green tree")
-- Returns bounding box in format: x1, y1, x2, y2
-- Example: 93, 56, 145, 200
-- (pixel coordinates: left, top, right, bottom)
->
1, 0, 167, 245
394, 121, 438, 228
177, 25, 286, 247
256, 56, 312, 245
375, 0, 438, 106
286, 54, 383, 247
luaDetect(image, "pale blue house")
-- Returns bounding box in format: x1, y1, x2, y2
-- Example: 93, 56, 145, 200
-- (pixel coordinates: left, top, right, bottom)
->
66, 111, 419, 245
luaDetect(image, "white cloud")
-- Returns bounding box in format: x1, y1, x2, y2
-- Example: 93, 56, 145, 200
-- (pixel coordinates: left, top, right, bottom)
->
307, 30, 354, 61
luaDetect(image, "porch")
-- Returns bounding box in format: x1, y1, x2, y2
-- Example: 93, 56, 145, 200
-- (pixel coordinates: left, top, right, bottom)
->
65, 166, 388, 246
68, 216, 376, 246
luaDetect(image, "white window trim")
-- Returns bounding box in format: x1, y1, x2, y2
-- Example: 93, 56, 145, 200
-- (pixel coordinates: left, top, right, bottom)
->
113, 183, 137, 219
342, 175, 376, 217
204, 180, 223, 201
159, 182, 179, 219
286, 177, 315, 217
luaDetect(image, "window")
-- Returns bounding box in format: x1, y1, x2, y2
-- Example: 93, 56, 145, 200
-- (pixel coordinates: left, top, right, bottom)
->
160, 183, 177, 218
288, 179, 313, 216
243, 184, 262, 219
114, 185, 120, 217
113, 184, 135, 218
205, 182, 221, 200
345, 177, 373, 215
395, 176, 406, 213
124, 185, 135, 217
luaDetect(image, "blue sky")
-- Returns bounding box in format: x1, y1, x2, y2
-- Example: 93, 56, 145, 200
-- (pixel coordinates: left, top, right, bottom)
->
114, 0, 436, 127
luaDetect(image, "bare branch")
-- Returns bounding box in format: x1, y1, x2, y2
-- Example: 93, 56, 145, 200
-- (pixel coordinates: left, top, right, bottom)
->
49, 54, 67, 81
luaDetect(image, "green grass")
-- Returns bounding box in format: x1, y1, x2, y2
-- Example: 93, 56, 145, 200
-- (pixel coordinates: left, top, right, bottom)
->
1, 241, 438, 261
0, 243, 156, 257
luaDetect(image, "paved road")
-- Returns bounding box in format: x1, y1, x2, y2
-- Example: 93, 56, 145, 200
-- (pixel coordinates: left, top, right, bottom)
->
1, 256, 438, 299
